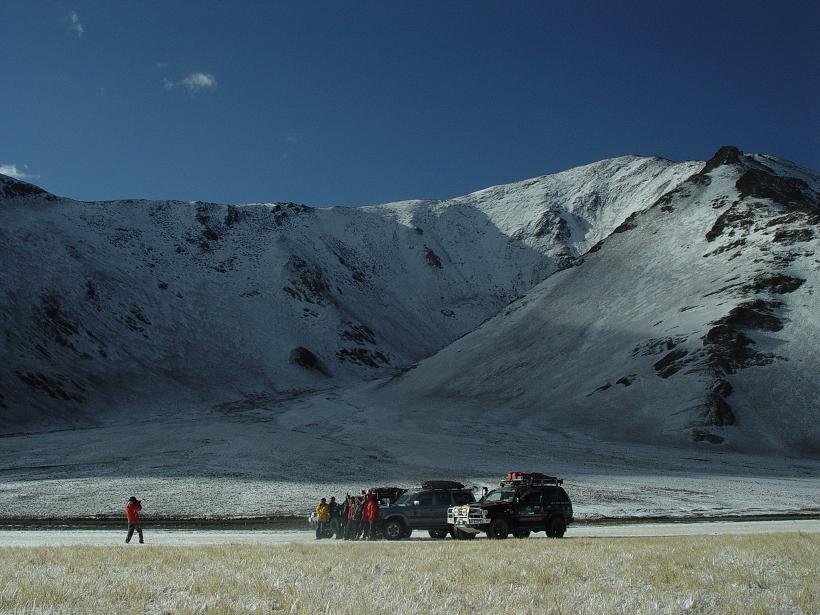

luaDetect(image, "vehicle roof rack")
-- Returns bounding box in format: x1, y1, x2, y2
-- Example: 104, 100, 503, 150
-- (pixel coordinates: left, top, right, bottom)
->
415, 480, 466, 490
499, 476, 563, 487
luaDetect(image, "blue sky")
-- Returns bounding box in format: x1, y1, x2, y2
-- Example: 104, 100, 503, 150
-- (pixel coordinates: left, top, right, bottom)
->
3, 1, 818, 205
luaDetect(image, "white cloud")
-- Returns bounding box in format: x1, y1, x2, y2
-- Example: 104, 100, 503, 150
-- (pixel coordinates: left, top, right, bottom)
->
68, 10, 84, 37
164, 72, 218, 93
0, 164, 38, 180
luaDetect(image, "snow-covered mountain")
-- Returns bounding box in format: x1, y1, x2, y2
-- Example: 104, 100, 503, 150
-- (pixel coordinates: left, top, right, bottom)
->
0, 155, 698, 430
381, 147, 820, 455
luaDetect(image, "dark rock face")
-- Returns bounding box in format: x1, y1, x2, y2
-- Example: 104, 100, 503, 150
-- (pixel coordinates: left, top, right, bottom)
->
741, 273, 804, 295
15, 371, 86, 403
282, 256, 330, 304
336, 347, 390, 367
611, 211, 639, 234
653, 349, 690, 379
0, 176, 48, 200
423, 247, 443, 269
701, 146, 743, 175
339, 323, 376, 344
616, 375, 635, 387
773, 228, 814, 244
289, 347, 331, 376
736, 168, 817, 206
705, 203, 753, 242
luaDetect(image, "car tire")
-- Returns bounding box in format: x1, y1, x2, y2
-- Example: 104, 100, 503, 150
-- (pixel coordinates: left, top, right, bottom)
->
454, 527, 476, 540
428, 528, 448, 539
487, 518, 509, 539
513, 528, 531, 539
383, 518, 405, 541
402, 527, 413, 538
546, 516, 566, 538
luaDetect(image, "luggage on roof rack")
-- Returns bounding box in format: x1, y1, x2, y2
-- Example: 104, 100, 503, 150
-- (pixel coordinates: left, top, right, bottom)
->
416, 480, 465, 490
501, 472, 563, 487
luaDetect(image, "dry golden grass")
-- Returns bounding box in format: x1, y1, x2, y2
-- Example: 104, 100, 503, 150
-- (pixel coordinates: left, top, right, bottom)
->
1, 534, 818, 614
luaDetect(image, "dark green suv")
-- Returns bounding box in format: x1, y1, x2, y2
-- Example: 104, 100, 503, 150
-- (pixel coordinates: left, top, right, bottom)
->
380, 485, 476, 540
447, 477, 573, 539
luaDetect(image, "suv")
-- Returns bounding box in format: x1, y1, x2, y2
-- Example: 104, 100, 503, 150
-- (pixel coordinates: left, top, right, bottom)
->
447, 474, 573, 539
380, 481, 476, 540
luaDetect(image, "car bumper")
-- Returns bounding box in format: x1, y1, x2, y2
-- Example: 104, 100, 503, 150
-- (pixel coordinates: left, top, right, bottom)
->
450, 518, 488, 531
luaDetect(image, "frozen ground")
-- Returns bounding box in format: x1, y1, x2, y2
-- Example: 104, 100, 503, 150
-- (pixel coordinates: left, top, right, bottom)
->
0, 519, 817, 547
0, 385, 818, 520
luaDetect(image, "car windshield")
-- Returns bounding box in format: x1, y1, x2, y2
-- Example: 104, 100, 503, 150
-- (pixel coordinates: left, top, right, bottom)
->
482, 489, 515, 503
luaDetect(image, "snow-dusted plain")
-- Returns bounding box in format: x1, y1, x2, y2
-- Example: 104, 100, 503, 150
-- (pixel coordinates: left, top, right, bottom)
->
0, 147, 817, 521
0, 381, 817, 519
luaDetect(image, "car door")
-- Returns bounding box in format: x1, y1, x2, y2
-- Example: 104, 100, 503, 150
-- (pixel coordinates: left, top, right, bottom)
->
516, 489, 546, 528
430, 491, 453, 528
407, 491, 435, 528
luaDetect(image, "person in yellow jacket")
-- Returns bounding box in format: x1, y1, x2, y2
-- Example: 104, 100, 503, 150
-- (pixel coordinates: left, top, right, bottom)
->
315, 498, 331, 540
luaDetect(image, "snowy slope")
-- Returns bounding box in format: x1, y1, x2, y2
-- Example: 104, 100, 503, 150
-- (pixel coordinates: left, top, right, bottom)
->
380, 147, 820, 455
0, 156, 697, 430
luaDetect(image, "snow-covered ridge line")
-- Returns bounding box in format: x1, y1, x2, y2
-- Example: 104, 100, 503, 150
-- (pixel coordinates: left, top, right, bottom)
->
379, 146, 819, 454
0, 153, 700, 430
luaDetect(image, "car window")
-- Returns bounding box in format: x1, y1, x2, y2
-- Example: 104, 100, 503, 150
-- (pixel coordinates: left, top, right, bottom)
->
433, 492, 452, 506
416, 492, 433, 506
519, 490, 542, 505
395, 492, 413, 505
484, 489, 515, 502
452, 491, 474, 505
544, 487, 567, 504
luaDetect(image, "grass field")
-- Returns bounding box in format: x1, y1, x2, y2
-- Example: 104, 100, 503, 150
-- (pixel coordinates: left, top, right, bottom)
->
1, 534, 817, 614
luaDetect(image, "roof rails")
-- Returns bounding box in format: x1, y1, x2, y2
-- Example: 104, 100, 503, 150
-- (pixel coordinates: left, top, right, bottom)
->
500, 476, 563, 487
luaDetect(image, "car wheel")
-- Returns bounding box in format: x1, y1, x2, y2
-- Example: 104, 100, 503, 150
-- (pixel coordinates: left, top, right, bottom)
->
383, 518, 405, 541
428, 528, 448, 539
513, 528, 531, 539
487, 518, 509, 539
402, 527, 413, 538
546, 516, 566, 538
454, 527, 476, 540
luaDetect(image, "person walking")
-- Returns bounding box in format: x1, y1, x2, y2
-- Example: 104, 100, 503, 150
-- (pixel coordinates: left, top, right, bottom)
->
315, 498, 331, 540
362, 492, 380, 540
125, 496, 144, 544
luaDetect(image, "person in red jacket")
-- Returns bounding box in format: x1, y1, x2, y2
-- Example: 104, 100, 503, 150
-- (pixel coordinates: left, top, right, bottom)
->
125, 496, 144, 544
362, 492, 380, 540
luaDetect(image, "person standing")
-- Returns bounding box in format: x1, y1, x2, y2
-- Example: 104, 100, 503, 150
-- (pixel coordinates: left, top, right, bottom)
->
125, 496, 144, 544
345, 496, 358, 540
362, 492, 380, 540
328, 496, 341, 539
315, 498, 330, 540
338, 495, 350, 539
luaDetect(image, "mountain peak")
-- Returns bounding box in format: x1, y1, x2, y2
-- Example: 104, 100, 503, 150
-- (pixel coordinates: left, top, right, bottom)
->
701, 145, 744, 174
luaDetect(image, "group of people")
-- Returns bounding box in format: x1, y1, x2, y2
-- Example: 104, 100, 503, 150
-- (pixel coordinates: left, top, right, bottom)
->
314, 492, 381, 540
123, 492, 386, 544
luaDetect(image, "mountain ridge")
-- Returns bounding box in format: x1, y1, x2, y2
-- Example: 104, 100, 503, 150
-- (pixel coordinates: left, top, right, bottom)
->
0, 153, 700, 430
377, 146, 819, 454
